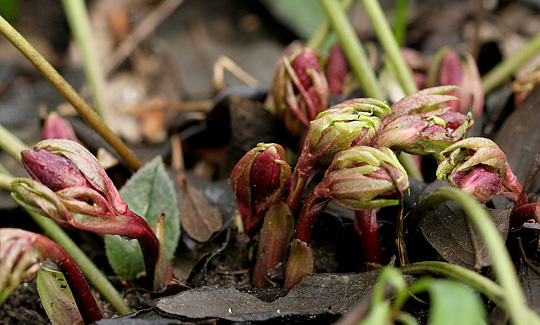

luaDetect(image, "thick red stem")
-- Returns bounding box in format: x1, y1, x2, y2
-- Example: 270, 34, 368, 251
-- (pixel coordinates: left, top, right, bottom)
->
285, 157, 313, 215
126, 210, 160, 287
59, 255, 103, 324
293, 187, 330, 243
354, 209, 383, 264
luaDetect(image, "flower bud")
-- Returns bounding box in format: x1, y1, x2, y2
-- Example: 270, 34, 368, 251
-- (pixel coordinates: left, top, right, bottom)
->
374, 107, 470, 155
436, 137, 524, 203
230, 143, 291, 235
385, 86, 458, 124
316, 146, 409, 210
42, 112, 78, 141
429, 48, 484, 116
511, 68, 540, 107
326, 44, 350, 96
0, 228, 103, 323
269, 45, 329, 137
32, 139, 128, 214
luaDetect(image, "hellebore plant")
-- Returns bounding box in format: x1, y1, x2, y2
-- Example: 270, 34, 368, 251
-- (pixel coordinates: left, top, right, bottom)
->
230, 143, 291, 236
9, 139, 169, 290
285, 99, 391, 214
285, 146, 409, 288
0, 228, 103, 324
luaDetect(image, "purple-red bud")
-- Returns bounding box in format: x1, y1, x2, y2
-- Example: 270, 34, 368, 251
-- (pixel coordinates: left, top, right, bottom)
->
21, 149, 88, 192
326, 44, 350, 95
453, 167, 503, 204
42, 112, 78, 141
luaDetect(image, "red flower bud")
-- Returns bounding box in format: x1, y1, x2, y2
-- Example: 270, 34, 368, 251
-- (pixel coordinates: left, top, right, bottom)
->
231, 143, 291, 235
42, 112, 78, 141
326, 44, 350, 95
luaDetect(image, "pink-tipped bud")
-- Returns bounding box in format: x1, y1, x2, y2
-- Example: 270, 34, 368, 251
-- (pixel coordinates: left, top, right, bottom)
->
42, 112, 78, 141
453, 167, 503, 204
292, 48, 321, 90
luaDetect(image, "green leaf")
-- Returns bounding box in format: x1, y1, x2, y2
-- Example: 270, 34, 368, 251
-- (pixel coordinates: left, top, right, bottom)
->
428, 279, 486, 324
36, 264, 82, 325
105, 156, 180, 280
261, 0, 325, 39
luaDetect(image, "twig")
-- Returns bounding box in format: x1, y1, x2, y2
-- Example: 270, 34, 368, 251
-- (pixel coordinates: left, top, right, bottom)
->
0, 15, 143, 170
212, 55, 259, 91
104, 0, 185, 76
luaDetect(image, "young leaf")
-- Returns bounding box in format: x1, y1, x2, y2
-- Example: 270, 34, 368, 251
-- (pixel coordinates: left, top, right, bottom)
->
36, 264, 83, 325
105, 156, 180, 280
427, 279, 486, 324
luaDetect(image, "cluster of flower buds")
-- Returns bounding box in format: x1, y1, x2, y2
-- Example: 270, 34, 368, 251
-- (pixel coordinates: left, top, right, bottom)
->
436, 137, 525, 204
428, 47, 484, 117
230, 143, 291, 236
0, 228, 102, 323
267, 43, 329, 137
285, 98, 391, 214
10, 139, 167, 289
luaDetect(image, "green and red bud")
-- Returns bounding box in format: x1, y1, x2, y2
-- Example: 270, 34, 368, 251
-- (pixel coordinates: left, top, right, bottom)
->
230, 143, 291, 235
0, 228, 103, 323
436, 137, 524, 204
374, 107, 470, 155
269, 45, 329, 137
12, 139, 164, 288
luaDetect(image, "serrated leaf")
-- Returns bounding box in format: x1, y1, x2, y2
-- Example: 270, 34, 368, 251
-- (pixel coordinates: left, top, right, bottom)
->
428, 280, 486, 324
105, 156, 180, 280
36, 264, 82, 325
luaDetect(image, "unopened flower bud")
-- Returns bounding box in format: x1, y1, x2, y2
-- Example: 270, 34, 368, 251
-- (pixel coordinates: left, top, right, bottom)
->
375, 107, 470, 155
42, 112, 78, 141
436, 137, 524, 203
429, 48, 484, 116
0, 228, 102, 323
231, 143, 291, 235
268, 44, 329, 137
326, 44, 350, 95
317, 146, 409, 210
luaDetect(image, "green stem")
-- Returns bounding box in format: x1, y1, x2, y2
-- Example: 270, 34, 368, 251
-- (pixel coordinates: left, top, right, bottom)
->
60, 0, 112, 128
413, 187, 539, 325
0, 15, 142, 171
400, 261, 506, 309
319, 0, 384, 99
482, 31, 540, 94
0, 124, 29, 163
306, 0, 355, 51
0, 172, 15, 191
360, 0, 417, 96
0, 160, 132, 315
393, 0, 409, 47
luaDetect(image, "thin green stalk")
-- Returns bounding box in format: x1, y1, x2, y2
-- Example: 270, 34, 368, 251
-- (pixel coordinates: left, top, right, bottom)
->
0, 15, 142, 171
482, 31, 540, 94
61, 0, 111, 128
400, 261, 506, 309
360, 0, 417, 96
414, 187, 539, 325
0, 124, 29, 163
319, 0, 384, 99
0, 130, 132, 314
393, 0, 409, 47
306, 0, 355, 51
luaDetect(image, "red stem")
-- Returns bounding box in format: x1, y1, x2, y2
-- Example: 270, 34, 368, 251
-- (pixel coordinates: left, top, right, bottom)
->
59, 255, 103, 324
126, 210, 160, 287
293, 186, 330, 243
285, 157, 314, 215
354, 209, 383, 264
